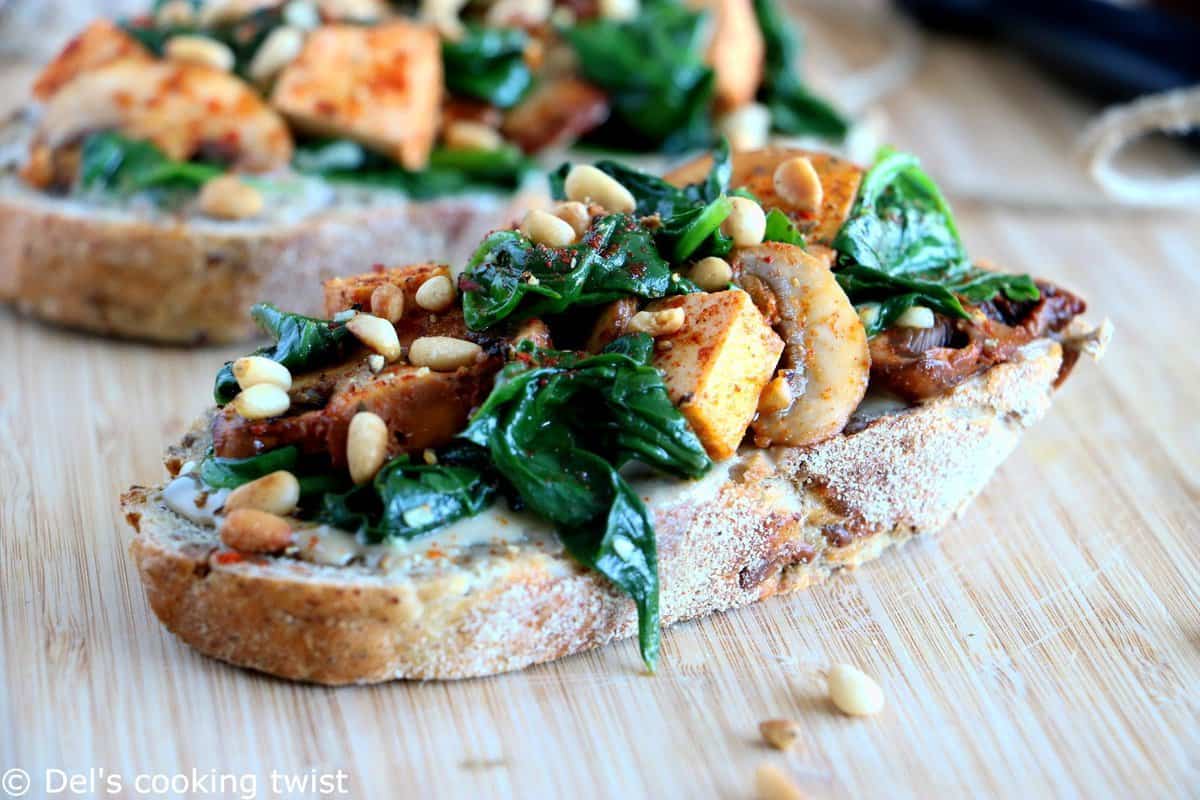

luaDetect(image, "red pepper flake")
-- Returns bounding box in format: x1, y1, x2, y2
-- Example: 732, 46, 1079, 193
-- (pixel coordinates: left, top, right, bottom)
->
425, 547, 444, 559
214, 551, 245, 565
372, 262, 386, 273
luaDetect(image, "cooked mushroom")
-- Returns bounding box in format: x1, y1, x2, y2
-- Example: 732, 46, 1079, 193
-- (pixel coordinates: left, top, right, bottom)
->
734, 243, 870, 447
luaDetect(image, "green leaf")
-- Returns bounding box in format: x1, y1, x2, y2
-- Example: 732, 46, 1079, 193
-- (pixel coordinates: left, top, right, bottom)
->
460, 214, 672, 330
317, 449, 497, 543
833, 147, 1040, 334
213, 304, 355, 404
460, 340, 712, 668
664, 196, 733, 262
763, 208, 806, 246
199, 447, 300, 490
79, 132, 222, 195
752, 0, 849, 140
122, 7, 288, 81
442, 25, 533, 109
293, 140, 533, 197
565, 3, 716, 152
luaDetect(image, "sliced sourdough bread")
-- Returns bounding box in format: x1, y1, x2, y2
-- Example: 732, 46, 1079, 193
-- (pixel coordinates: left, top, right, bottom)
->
0, 112, 542, 344
123, 337, 1082, 684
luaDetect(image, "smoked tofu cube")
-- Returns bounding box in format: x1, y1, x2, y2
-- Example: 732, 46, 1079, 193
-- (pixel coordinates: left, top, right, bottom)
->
32, 20, 152, 101
271, 21, 442, 170
650, 289, 784, 461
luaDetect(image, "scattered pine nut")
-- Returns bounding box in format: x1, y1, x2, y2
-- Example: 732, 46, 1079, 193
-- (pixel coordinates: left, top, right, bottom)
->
415, 274, 457, 313
754, 763, 805, 800
408, 336, 483, 371
444, 120, 504, 151
827, 663, 885, 716
689, 256, 733, 291
224, 470, 301, 516
219, 509, 294, 553
199, 175, 263, 220
521, 209, 577, 248
773, 156, 824, 213
721, 196, 767, 247
553, 201, 592, 238
564, 165, 636, 214
717, 102, 770, 151
232, 355, 292, 391
628, 308, 685, 337
367, 354, 385, 373
346, 313, 402, 361
370, 283, 405, 323
895, 305, 935, 329
165, 35, 236, 71
347, 411, 389, 485
232, 383, 290, 420
248, 25, 305, 85
758, 719, 800, 751
757, 375, 793, 415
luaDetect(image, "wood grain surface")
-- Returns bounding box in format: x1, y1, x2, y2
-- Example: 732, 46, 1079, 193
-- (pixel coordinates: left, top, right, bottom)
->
2, 8, 1199, 799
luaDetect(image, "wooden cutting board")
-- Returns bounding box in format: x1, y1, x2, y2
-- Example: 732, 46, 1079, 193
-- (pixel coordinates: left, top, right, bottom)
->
2, 13, 1198, 800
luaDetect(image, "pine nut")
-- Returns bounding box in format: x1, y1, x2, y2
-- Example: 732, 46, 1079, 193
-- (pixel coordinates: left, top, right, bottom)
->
628, 308, 685, 337
757, 375, 793, 415
722, 196, 767, 247
367, 354, 385, 373
224, 470, 301, 516
198, 175, 264, 220
857, 303, 881, 331
165, 35, 236, 72
444, 120, 504, 151
753, 763, 804, 800
717, 102, 770, 151
414, 274, 457, 313
774, 156, 824, 213
598, 0, 639, 21
232, 384, 290, 420
895, 305, 935, 329
346, 313, 402, 361
688, 256, 733, 291
283, 0, 321, 30
247, 25, 305, 85
554, 201, 591, 238
219, 509, 294, 553
156, 0, 196, 26
408, 336, 483, 371
232, 355, 292, 391
564, 165, 636, 214
199, 0, 245, 26
827, 663, 885, 716
520, 209, 577, 248
369, 283, 405, 323
758, 719, 800, 751
486, 0, 551, 26
347, 411, 389, 485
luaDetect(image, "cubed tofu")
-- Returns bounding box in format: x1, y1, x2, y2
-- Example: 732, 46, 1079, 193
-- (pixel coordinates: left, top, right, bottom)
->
695, 0, 765, 111
650, 290, 784, 461
32, 20, 152, 101
271, 22, 442, 170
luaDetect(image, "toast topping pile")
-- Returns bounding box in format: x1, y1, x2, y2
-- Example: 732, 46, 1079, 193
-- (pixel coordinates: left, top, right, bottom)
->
18, 0, 846, 216
177, 145, 1084, 669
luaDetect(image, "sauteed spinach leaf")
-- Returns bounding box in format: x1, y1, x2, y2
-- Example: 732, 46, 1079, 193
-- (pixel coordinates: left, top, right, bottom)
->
834, 148, 1039, 335
80, 132, 222, 194
462, 336, 713, 669
213, 304, 355, 404
442, 25, 533, 109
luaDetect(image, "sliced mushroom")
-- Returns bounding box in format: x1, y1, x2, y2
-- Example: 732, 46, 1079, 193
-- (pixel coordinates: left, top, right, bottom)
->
734, 243, 870, 447
36, 59, 293, 173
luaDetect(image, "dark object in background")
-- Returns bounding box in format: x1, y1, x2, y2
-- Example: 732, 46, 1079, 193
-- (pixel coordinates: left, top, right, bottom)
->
895, 0, 1200, 105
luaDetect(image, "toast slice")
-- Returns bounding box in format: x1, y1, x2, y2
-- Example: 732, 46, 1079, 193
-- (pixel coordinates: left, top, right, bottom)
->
0, 112, 539, 344
122, 337, 1085, 683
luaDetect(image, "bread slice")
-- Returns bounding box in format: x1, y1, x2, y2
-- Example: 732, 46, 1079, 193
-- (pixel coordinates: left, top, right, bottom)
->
0, 112, 541, 344
122, 335, 1092, 684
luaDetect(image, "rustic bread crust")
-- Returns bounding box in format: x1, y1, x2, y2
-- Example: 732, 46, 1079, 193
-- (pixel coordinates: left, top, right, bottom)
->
0, 115, 539, 344
123, 339, 1071, 684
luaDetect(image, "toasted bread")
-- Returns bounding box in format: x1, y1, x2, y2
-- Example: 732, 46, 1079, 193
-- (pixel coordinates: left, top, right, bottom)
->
0, 112, 540, 344
122, 336, 1093, 683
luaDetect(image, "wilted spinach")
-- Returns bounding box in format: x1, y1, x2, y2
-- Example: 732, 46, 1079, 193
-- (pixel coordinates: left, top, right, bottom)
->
752, 0, 849, 140
565, 3, 715, 152
213, 304, 355, 404
461, 336, 712, 669
461, 214, 673, 330
442, 25, 533, 108
318, 444, 498, 543
834, 148, 1040, 335
122, 7, 288, 81
763, 208, 806, 246
79, 132, 222, 195
293, 139, 532, 197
